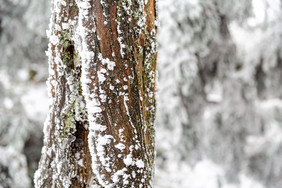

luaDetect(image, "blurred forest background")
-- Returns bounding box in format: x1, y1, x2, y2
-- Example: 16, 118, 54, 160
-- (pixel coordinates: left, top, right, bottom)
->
1, 0, 282, 187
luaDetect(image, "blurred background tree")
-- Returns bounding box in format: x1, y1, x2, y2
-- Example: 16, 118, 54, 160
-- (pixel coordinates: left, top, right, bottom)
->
0, 0, 50, 187
1, 0, 282, 187
156, 0, 282, 187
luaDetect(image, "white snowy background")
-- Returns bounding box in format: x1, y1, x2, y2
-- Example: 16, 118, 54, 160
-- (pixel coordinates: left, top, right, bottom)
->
1, 0, 282, 187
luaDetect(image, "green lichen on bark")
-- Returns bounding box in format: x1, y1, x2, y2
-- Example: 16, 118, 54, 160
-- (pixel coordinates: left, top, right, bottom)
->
63, 102, 76, 137
58, 29, 84, 140
61, 80, 85, 139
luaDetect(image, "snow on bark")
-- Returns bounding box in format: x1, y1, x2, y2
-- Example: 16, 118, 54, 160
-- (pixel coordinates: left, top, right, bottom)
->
76, 0, 157, 187
35, 0, 88, 187
35, 0, 157, 187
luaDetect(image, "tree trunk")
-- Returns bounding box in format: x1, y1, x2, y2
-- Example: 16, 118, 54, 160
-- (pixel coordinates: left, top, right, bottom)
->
34, 0, 157, 187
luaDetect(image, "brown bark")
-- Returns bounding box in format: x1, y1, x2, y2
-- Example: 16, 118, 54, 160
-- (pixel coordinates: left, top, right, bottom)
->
35, 0, 157, 187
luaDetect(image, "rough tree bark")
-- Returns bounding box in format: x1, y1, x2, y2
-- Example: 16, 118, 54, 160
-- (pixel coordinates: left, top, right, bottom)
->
34, 0, 157, 187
